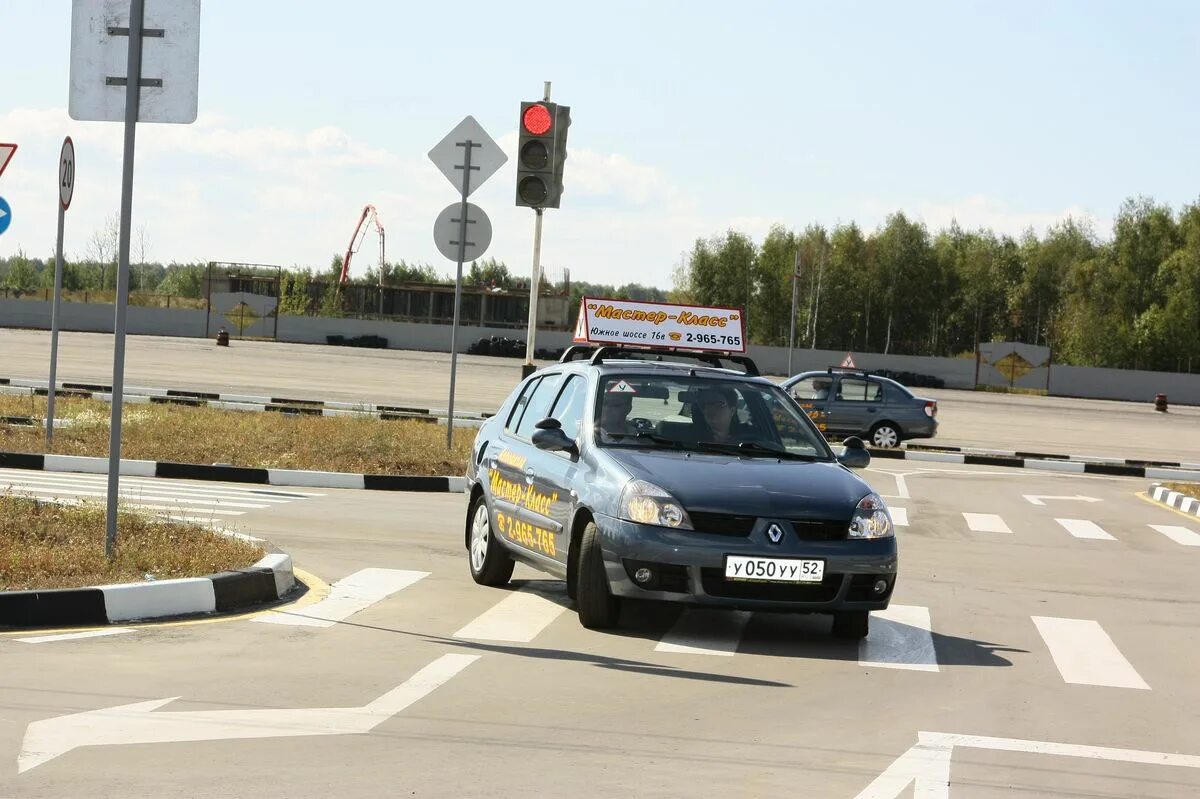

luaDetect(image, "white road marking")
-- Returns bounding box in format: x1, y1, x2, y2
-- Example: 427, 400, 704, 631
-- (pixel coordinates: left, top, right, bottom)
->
453, 584, 569, 642
0, 474, 294, 503
1024, 494, 1102, 506
0, 484, 273, 509
962, 512, 1012, 534
655, 609, 751, 656
8, 495, 247, 516
0, 468, 323, 497
17, 652, 479, 774
854, 730, 1200, 799
889, 507, 909, 527
1032, 616, 1148, 689
859, 605, 939, 672
15, 628, 135, 644
254, 568, 428, 628
1149, 524, 1200, 547
1055, 518, 1116, 541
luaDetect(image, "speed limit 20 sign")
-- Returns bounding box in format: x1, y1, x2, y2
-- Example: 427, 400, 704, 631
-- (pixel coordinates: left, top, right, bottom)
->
59, 137, 75, 211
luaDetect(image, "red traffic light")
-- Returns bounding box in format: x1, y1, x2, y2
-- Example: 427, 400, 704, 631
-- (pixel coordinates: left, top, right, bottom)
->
522, 104, 553, 136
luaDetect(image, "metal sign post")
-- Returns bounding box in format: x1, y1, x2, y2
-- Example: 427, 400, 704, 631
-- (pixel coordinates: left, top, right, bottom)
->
428, 116, 506, 448
47, 137, 76, 446
69, 0, 202, 558
787, 247, 801, 377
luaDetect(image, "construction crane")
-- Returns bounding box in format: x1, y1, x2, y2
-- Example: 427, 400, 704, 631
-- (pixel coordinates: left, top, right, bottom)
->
340, 204, 386, 313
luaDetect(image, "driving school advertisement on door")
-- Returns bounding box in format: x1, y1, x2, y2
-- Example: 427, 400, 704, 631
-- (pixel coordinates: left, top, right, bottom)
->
573, 297, 747, 353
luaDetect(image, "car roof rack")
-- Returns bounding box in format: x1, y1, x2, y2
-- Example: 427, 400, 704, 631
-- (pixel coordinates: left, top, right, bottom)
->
559, 345, 760, 377
825, 366, 873, 377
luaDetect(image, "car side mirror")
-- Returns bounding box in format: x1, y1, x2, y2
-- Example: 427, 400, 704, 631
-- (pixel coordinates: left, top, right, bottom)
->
837, 436, 871, 469
534, 417, 562, 431
532, 423, 578, 456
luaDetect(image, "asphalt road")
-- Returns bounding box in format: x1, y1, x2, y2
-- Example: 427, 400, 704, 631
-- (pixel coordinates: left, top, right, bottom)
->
1, 329, 1198, 461
2, 462, 1198, 797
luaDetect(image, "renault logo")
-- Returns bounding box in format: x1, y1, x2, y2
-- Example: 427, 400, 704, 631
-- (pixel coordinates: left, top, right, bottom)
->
766, 523, 784, 544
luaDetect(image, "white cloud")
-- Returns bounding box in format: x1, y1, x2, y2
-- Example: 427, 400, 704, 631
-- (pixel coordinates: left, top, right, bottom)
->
863, 194, 1110, 239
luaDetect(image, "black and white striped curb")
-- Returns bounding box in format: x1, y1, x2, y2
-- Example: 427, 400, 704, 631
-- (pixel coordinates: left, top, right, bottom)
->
0, 451, 467, 493
1150, 483, 1200, 518
0, 549, 296, 629
870, 446, 1200, 481
0, 377, 490, 428
902, 442, 1200, 471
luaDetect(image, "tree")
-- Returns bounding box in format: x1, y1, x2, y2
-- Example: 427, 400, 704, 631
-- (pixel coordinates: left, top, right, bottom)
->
2, 250, 39, 291
88, 214, 119, 291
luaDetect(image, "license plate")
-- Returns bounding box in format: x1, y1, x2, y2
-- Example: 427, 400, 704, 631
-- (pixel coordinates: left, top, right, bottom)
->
725, 555, 824, 583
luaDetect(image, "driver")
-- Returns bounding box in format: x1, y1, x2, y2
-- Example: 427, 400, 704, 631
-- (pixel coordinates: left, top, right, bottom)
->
599, 385, 636, 437
697, 385, 744, 443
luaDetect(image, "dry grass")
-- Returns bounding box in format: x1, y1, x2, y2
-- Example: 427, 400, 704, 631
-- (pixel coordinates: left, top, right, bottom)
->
0, 395, 474, 475
1162, 482, 1199, 498
0, 493, 264, 590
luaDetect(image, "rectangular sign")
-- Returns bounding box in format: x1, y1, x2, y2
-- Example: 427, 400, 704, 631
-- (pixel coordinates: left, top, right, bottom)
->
573, 297, 746, 353
69, 0, 201, 124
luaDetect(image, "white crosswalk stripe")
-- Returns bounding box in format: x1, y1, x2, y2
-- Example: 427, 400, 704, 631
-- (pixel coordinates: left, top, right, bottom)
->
255, 568, 429, 628
1054, 518, 1116, 541
1148, 524, 1200, 547
890, 507, 909, 527
453, 584, 569, 642
1032, 616, 1149, 689
655, 609, 751, 656
859, 605, 939, 672
963, 513, 1012, 534
0, 468, 320, 518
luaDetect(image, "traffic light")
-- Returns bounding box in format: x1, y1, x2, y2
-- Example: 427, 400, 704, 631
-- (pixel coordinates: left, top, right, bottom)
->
516, 101, 570, 209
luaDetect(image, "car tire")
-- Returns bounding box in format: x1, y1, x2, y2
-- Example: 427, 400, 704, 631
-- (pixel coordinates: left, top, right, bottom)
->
576, 521, 620, 629
467, 495, 514, 587
870, 422, 902, 449
831, 610, 870, 639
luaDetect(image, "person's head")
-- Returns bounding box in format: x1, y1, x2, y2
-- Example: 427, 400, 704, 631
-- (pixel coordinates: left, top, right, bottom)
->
600, 387, 635, 433
698, 385, 737, 435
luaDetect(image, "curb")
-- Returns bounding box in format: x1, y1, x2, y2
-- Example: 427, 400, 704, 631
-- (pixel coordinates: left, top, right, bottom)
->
0, 377, 490, 428
0, 450, 466, 493
1149, 483, 1200, 519
902, 442, 1200, 471
0, 549, 297, 629
870, 446, 1200, 481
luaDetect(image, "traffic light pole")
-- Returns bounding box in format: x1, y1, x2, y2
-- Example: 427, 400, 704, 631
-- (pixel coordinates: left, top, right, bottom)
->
522, 208, 543, 377
787, 249, 801, 376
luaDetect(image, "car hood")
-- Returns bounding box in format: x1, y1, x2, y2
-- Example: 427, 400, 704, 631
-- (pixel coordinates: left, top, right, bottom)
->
602, 448, 871, 520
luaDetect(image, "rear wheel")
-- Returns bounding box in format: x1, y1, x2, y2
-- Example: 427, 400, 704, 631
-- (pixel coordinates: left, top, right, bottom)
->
576, 521, 620, 629
468, 496, 514, 586
870, 423, 901, 449
832, 610, 870, 639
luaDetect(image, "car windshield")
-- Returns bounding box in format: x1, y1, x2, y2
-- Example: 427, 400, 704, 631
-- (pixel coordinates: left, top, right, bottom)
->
595, 374, 833, 460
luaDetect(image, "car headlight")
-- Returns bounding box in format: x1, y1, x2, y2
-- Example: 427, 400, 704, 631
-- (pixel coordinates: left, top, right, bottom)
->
618, 480, 693, 529
849, 493, 894, 539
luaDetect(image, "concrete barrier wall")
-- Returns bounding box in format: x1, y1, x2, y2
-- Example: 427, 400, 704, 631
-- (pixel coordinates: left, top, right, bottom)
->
3, 298, 1198, 404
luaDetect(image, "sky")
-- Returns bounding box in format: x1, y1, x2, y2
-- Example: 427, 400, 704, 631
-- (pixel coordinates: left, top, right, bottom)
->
1, 1, 1198, 288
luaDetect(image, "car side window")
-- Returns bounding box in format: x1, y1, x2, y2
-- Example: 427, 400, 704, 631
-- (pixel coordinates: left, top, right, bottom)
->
550, 375, 587, 439
515, 373, 564, 439
790, 376, 833, 401
505, 378, 540, 432
837, 378, 875, 402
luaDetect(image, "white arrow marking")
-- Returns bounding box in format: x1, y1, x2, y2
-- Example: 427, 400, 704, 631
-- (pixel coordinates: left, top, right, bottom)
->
855, 731, 1200, 799
17, 652, 478, 774
1023, 494, 1102, 506
0, 207, 7, 219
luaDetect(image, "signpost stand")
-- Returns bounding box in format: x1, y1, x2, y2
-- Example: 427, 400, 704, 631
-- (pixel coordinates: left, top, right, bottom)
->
428, 116, 506, 448
69, 0, 202, 558
787, 248, 801, 377
47, 137, 75, 446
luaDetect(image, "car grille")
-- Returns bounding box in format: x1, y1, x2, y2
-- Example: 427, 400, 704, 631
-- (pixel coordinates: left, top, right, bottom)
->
789, 519, 850, 541
688, 512, 756, 537
700, 569, 842, 602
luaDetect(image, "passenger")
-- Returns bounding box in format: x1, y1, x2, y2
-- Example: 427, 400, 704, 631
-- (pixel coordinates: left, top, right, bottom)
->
697, 385, 744, 444
599, 388, 635, 438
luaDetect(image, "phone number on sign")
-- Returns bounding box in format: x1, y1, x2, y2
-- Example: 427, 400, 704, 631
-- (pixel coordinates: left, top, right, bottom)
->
685, 333, 742, 346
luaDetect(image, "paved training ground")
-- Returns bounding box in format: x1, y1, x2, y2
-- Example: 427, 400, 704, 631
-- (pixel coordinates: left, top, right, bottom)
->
2, 461, 1198, 797
2, 329, 1198, 460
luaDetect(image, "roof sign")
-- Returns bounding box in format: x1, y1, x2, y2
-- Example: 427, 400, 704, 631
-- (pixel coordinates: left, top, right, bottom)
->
574, 297, 747, 354
841, 353, 857, 368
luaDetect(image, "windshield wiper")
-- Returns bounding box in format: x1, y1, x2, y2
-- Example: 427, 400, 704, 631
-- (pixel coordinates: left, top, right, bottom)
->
694, 440, 822, 461
606, 431, 686, 448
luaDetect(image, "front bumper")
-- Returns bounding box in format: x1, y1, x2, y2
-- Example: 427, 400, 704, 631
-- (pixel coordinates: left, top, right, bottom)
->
594, 512, 898, 612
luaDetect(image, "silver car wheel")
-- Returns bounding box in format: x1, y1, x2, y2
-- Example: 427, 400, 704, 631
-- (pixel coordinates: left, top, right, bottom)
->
872, 425, 899, 448
469, 503, 491, 573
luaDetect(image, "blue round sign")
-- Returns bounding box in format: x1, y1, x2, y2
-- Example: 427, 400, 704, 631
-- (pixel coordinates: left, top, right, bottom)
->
0, 196, 10, 237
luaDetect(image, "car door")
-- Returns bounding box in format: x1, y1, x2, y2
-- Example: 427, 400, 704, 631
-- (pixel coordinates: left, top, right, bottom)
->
827, 377, 879, 434
786, 375, 832, 435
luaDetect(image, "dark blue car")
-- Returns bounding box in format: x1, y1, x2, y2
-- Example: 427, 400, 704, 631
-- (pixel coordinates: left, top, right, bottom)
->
464, 347, 898, 638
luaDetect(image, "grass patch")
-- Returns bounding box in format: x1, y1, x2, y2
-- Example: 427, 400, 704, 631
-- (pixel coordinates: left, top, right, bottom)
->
1161, 482, 1199, 498
0, 494, 264, 590
0, 395, 474, 475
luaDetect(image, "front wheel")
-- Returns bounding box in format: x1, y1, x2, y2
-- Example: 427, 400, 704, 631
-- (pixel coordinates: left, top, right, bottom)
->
468, 496, 514, 586
870, 423, 902, 449
576, 521, 620, 629
832, 610, 870, 639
